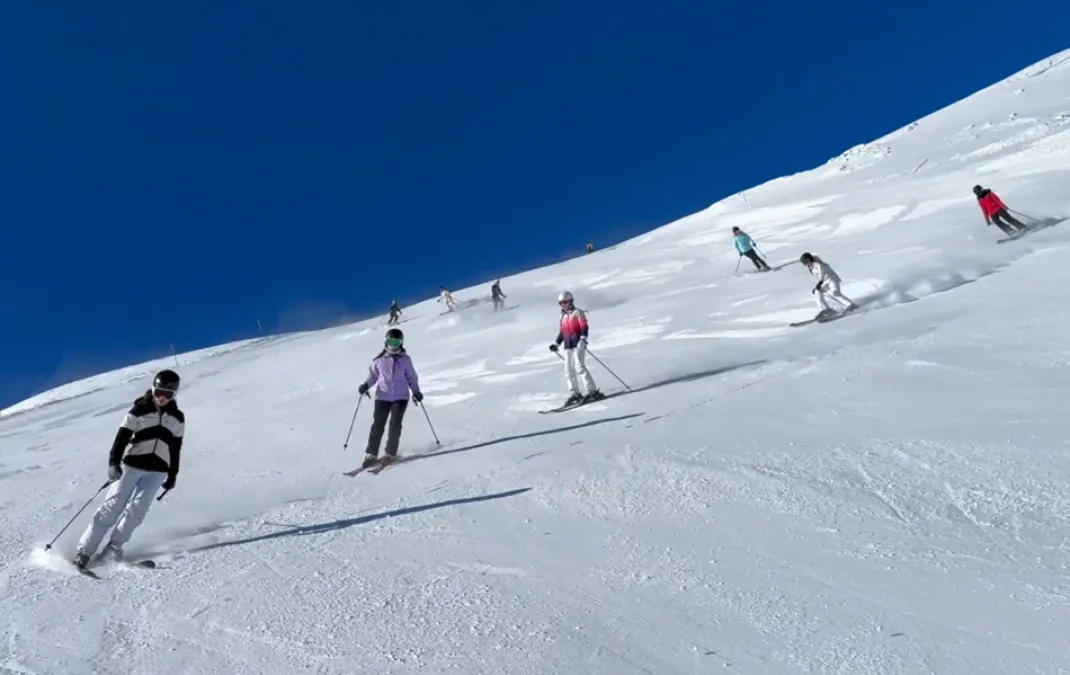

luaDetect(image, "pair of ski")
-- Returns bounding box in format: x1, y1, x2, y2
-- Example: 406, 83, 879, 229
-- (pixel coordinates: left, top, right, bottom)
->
342, 455, 403, 477
540, 393, 612, 414
996, 224, 1047, 244
74, 557, 157, 579
790, 306, 862, 328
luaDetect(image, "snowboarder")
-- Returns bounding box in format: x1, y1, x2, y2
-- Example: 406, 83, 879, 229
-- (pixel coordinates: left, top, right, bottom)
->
491, 280, 507, 311
973, 185, 1028, 236
800, 252, 858, 319
733, 226, 770, 271
356, 328, 423, 469
548, 291, 604, 406
438, 286, 458, 312
73, 369, 184, 569
387, 300, 402, 325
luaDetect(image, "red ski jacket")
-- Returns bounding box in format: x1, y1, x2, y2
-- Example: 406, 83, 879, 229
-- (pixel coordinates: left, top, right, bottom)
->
977, 189, 1006, 218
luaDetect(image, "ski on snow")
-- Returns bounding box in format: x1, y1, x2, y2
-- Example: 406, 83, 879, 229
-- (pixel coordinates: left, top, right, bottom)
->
539, 394, 613, 414
74, 558, 157, 579
342, 455, 403, 477
790, 307, 862, 327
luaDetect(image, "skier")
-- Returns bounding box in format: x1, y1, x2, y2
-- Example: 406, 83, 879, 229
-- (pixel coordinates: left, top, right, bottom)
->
387, 300, 402, 325
356, 328, 423, 469
438, 286, 458, 312
800, 252, 858, 319
586, 242, 595, 254
548, 291, 604, 406
73, 369, 184, 569
491, 279, 507, 311
732, 226, 770, 271
973, 185, 1028, 236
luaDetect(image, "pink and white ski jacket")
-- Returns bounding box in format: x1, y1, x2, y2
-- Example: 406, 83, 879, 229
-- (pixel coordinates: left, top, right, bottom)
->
555, 307, 590, 350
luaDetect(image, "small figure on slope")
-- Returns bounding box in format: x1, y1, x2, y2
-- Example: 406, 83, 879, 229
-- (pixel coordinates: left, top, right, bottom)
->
491, 279, 507, 312
733, 226, 770, 271
973, 185, 1028, 236
73, 369, 184, 569
357, 328, 423, 469
548, 291, 604, 407
800, 252, 859, 319
387, 300, 402, 325
439, 286, 458, 312
586, 242, 595, 254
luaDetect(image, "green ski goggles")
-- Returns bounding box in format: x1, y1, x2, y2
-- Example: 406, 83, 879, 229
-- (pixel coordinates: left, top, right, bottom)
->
385, 338, 403, 349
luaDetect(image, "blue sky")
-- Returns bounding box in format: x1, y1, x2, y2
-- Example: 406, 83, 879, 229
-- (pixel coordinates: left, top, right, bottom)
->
2, 1, 1067, 408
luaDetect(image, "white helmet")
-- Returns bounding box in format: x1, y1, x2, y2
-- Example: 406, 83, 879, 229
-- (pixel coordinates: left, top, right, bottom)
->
557, 290, 574, 305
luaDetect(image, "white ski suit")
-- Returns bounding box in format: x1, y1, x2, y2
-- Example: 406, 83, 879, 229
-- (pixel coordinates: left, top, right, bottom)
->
808, 258, 855, 312
439, 289, 457, 311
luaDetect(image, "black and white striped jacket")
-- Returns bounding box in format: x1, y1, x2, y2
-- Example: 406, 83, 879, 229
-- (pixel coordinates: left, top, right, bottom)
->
108, 391, 185, 479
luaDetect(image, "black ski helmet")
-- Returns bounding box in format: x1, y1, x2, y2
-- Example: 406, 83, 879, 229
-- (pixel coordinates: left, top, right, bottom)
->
973, 185, 984, 196
800, 252, 814, 265
153, 369, 180, 394
385, 327, 404, 352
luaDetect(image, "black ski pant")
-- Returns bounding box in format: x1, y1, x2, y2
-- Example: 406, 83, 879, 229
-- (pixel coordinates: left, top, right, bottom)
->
366, 399, 408, 457
992, 209, 1028, 234
742, 249, 770, 270
492, 296, 504, 311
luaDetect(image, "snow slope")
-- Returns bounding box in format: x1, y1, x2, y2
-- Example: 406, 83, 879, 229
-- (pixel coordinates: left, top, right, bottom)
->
3, 50, 1070, 675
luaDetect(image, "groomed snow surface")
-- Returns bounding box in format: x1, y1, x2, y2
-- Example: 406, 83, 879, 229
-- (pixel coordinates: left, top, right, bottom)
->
4, 49, 1070, 675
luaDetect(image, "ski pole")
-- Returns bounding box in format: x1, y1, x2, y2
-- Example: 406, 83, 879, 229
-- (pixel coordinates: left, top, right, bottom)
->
417, 401, 441, 446
43, 479, 114, 551
156, 489, 170, 502
584, 348, 632, 391
734, 256, 742, 273
341, 393, 366, 451
1009, 208, 1043, 224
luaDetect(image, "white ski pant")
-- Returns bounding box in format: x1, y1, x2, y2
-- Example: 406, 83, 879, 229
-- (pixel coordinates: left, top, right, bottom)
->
564, 343, 598, 395
77, 467, 167, 556
816, 280, 854, 312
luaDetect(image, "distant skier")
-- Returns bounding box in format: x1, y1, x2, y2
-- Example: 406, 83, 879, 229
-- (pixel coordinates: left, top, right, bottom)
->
73, 369, 184, 569
586, 242, 595, 254
357, 328, 423, 469
548, 291, 603, 407
491, 279, 507, 311
800, 252, 858, 319
438, 286, 458, 312
973, 185, 1028, 236
387, 300, 402, 325
732, 226, 770, 271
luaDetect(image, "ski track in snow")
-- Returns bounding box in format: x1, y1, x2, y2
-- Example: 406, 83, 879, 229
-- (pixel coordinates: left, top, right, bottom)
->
3, 49, 1070, 674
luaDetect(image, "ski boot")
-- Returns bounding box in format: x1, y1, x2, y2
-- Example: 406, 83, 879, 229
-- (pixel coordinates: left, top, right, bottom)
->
361, 453, 380, 469
583, 390, 605, 403
563, 392, 584, 407
73, 551, 90, 570
100, 541, 124, 562
815, 308, 837, 321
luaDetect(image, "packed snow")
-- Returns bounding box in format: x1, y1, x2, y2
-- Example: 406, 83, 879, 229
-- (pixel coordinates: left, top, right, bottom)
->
3, 49, 1070, 674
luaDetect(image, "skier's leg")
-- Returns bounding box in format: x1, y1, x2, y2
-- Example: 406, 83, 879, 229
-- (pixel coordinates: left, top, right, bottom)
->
1000, 209, 1028, 231
744, 250, 762, 270
383, 400, 409, 457
365, 400, 391, 456
76, 470, 140, 557
563, 349, 581, 395
575, 343, 599, 395
991, 214, 1016, 235
826, 280, 857, 310
815, 288, 831, 312
109, 469, 168, 549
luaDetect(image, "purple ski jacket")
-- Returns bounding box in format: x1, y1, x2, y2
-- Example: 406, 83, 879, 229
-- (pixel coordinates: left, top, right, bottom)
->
363, 352, 421, 401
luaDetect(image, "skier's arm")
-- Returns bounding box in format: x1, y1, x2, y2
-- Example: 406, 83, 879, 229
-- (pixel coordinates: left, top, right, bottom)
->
554, 329, 564, 346
404, 360, 420, 396
108, 428, 134, 466
577, 310, 590, 341
168, 437, 182, 482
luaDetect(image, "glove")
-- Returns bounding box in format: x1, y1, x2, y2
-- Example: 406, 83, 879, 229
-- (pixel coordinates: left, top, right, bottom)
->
579, 336, 588, 345
108, 464, 122, 481
162, 475, 176, 491
549, 344, 559, 353
412, 391, 424, 403
358, 383, 370, 396
813, 282, 823, 294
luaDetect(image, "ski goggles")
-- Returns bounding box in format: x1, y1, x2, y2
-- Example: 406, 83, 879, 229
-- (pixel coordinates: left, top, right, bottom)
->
385, 338, 403, 349
152, 388, 176, 400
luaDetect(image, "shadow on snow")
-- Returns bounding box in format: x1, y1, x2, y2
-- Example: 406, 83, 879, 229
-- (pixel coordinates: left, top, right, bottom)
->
188, 487, 532, 553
